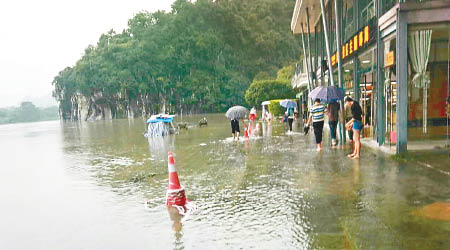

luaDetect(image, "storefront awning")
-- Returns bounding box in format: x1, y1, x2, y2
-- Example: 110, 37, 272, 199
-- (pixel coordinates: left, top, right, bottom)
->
291, 0, 328, 34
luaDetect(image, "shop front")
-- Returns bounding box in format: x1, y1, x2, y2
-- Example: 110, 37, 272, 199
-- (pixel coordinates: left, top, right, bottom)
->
378, 1, 450, 153
331, 24, 378, 140
291, 0, 450, 154
407, 24, 449, 142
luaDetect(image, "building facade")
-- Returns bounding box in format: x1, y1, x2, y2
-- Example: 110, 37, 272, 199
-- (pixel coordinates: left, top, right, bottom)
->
291, 0, 450, 154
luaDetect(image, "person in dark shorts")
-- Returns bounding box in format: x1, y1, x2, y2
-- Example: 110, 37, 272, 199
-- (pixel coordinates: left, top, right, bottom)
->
231, 118, 240, 141
307, 98, 326, 151
327, 101, 340, 146
344, 96, 363, 159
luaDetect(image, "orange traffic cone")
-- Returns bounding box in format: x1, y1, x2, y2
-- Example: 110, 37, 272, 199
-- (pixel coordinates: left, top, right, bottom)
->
166, 152, 186, 207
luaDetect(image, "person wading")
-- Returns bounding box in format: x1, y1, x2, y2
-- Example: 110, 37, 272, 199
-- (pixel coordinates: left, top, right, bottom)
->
249, 106, 257, 122
344, 97, 363, 159
307, 98, 326, 151
327, 100, 340, 146
231, 118, 246, 141
287, 107, 295, 132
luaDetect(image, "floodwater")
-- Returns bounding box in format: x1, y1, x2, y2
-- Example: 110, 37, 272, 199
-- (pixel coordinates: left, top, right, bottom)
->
0, 114, 449, 250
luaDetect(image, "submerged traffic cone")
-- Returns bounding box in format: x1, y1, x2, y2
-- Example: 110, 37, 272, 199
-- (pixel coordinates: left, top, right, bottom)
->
166, 152, 186, 207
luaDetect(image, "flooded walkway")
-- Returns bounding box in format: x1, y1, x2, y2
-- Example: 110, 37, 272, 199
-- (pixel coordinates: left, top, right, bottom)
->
0, 114, 449, 250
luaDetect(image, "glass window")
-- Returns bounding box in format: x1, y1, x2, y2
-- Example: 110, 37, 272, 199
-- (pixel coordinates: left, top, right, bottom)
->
382, 0, 398, 16
407, 24, 450, 142
343, 60, 355, 97
343, 0, 354, 41
358, 47, 377, 138
359, 0, 376, 28
343, 60, 355, 130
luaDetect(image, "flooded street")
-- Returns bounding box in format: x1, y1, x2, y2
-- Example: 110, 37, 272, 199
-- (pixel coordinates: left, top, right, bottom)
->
1, 114, 449, 250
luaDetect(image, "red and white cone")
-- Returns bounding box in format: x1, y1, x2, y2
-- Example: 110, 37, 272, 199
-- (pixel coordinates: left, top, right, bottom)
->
166, 152, 186, 207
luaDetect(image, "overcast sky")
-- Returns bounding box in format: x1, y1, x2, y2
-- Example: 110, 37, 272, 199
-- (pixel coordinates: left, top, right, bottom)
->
0, 0, 174, 107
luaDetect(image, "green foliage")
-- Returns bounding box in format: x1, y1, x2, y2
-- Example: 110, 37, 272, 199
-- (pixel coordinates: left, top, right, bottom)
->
254, 72, 274, 81
14, 102, 40, 122
276, 64, 296, 81
268, 100, 286, 117
244, 79, 295, 107
0, 102, 59, 125
52, 0, 302, 119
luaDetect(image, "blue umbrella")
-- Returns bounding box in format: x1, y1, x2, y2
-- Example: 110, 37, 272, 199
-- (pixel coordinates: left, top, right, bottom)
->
279, 99, 297, 108
308, 85, 344, 102
328, 86, 345, 101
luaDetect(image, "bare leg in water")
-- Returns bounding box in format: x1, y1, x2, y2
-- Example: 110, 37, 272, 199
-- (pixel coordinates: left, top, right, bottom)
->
348, 129, 361, 159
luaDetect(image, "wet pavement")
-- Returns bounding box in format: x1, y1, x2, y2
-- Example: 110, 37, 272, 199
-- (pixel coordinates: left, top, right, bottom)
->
0, 114, 449, 250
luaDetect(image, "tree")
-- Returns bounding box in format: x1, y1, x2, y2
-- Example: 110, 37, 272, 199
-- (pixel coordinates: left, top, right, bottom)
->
244, 79, 295, 107
52, 0, 301, 119
0, 102, 59, 125
13, 102, 40, 122
268, 100, 287, 116
276, 64, 296, 81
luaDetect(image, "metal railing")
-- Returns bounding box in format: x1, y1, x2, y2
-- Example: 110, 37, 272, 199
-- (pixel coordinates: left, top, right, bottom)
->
361, 0, 376, 28
291, 62, 309, 89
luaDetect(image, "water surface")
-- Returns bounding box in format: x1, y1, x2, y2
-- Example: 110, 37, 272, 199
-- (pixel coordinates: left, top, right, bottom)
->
0, 114, 449, 250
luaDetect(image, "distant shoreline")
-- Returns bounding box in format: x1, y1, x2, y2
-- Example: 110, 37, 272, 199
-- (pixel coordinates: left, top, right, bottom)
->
0, 102, 59, 125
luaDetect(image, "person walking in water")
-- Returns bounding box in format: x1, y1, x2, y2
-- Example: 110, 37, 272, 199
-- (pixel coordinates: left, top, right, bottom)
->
249, 106, 257, 122
344, 96, 363, 159
327, 100, 340, 146
287, 106, 295, 132
307, 98, 326, 151
231, 118, 245, 141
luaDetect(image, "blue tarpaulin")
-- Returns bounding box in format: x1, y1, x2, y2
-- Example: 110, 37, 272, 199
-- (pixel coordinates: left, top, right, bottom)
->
147, 116, 174, 124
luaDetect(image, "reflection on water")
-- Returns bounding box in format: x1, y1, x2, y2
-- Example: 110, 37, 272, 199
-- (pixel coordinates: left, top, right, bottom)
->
0, 115, 449, 250
148, 135, 175, 161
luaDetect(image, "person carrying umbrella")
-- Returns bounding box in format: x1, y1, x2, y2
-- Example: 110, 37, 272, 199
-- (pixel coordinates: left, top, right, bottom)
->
226, 106, 248, 141
327, 100, 340, 146
287, 106, 295, 132
306, 98, 326, 151
279, 99, 297, 133
308, 85, 345, 149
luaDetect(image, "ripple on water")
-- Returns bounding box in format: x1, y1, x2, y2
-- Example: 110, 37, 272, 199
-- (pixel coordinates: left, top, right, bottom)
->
54, 116, 450, 249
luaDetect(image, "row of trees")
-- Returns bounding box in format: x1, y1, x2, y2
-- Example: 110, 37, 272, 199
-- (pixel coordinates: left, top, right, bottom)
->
53, 0, 302, 120
0, 102, 59, 124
